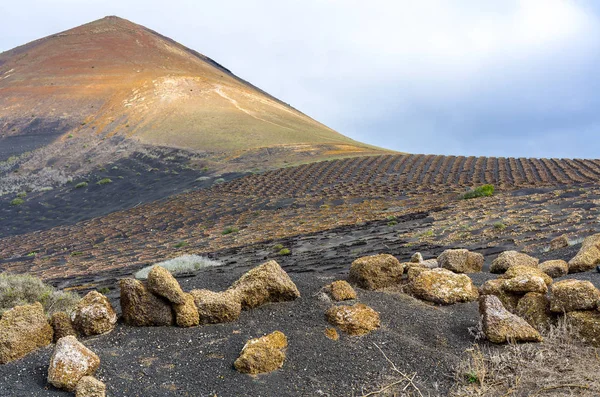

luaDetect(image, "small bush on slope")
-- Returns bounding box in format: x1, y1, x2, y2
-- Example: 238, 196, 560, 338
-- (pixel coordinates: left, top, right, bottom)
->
461, 184, 494, 200
134, 255, 223, 279
0, 273, 80, 316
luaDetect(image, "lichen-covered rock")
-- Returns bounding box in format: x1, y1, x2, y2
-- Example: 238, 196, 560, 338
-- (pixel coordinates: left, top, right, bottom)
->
0, 302, 53, 364
147, 265, 187, 304
410, 252, 423, 263
501, 275, 548, 295
324, 327, 339, 340
566, 310, 600, 346
325, 303, 380, 336
500, 265, 552, 286
234, 331, 288, 374
50, 312, 78, 342
438, 249, 484, 273
325, 280, 357, 301
173, 293, 199, 328
348, 254, 404, 290
421, 259, 439, 269
549, 279, 600, 313
410, 268, 479, 305
516, 292, 554, 332
568, 234, 600, 273
48, 336, 100, 391
119, 278, 173, 326
479, 279, 521, 312
75, 376, 106, 397
228, 260, 300, 309
190, 289, 241, 324
549, 234, 569, 251
539, 260, 569, 278
479, 295, 542, 343
490, 251, 539, 274
71, 291, 117, 336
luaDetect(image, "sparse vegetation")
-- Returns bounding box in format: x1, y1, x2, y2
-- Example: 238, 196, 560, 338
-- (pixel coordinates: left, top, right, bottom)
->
75, 181, 88, 189
273, 244, 284, 251
97, 178, 112, 185
16, 191, 26, 198
0, 273, 80, 316
173, 241, 188, 248
493, 222, 506, 230
10, 198, 24, 206
222, 226, 239, 235
134, 255, 223, 279
97, 287, 110, 294
279, 248, 291, 256
461, 184, 495, 200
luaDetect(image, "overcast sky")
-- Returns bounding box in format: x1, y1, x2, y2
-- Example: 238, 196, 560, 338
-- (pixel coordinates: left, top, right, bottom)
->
1, 0, 599, 158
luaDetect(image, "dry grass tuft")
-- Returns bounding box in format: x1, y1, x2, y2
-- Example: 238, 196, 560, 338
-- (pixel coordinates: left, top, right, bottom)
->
451, 318, 600, 396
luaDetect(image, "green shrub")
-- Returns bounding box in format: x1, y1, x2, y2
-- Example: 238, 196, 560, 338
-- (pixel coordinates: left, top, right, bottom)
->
279, 248, 291, 256
0, 273, 80, 316
134, 255, 223, 279
97, 178, 112, 185
173, 241, 188, 248
222, 226, 239, 235
97, 287, 110, 294
75, 182, 88, 189
10, 198, 24, 206
16, 192, 27, 198
461, 184, 495, 200
494, 222, 507, 230
273, 244, 284, 251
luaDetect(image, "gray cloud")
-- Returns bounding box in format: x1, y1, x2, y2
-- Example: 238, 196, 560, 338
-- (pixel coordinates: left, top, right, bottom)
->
1, 0, 599, 158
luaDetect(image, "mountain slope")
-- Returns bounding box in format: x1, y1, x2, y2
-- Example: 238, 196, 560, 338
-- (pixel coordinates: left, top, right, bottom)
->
0, 16, 380, 155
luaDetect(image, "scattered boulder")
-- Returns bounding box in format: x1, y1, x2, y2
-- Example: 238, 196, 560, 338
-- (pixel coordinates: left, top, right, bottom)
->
516, 292, 554, 332
550, 279, 600, 313
500, 265, 552, 286
568, 234, 600, 273
410, 252, 423, 263
549, 234, 569, 251
119, 278, 173, 326
437, 249, 484, 273
566, 310, 600, 347
490, 251, 539, 274
479, 279, 521, 312
325, 280, 357, 301
410, 268, 479, 305
421, 259, 439, 269
75, 376, 106, 397
348, 254, 404, 290
228, 260, 300, 309
234, 331, 288, 375
190, 289, 241, 324
50, 312, 78, 342
479, 295, 542, 343
0, 302, 53, 364
71, 291, 117, 336
173, 293, 199, 328
325, 303, 380, 336
48, 336, 100, 391
147, 265, 187, 304
539, 260, 569, 278
501, 275, 548, 295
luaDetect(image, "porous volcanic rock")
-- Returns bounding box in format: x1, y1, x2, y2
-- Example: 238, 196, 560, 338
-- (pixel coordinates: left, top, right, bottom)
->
190, 289, 241, 324
411, 252, 423, 263
228, 260, 300, 309
516, 292, 554, 332
410, 268, 479, 305
0, 302, 53, 364
490, 251, 539, 274
50, 312, 78, 342
501, 275, 548, 295
348, 254, 404, 290
75, 376, 106, 397
539, 260, 569, 278
71, 291, 117, 336
479, 295, 542, 343
324, 328, 339, 340
500, 265, 552, 286
325, 280, 357, 301
119, 278, 173, 326
173, 293, 200, 328
234, 331, 288, 375
437, 249, 484, 273
566, 310, 600, 346
549, 279, 600, 313
421, 259, 439, 269
406, 265, 430, 282
48, 336, 100, 391
568, 234, 600, 273
549, 234, 569, 251
325, 303, 381, 336
479, 279, 521, 312
147, 266, 187, 305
